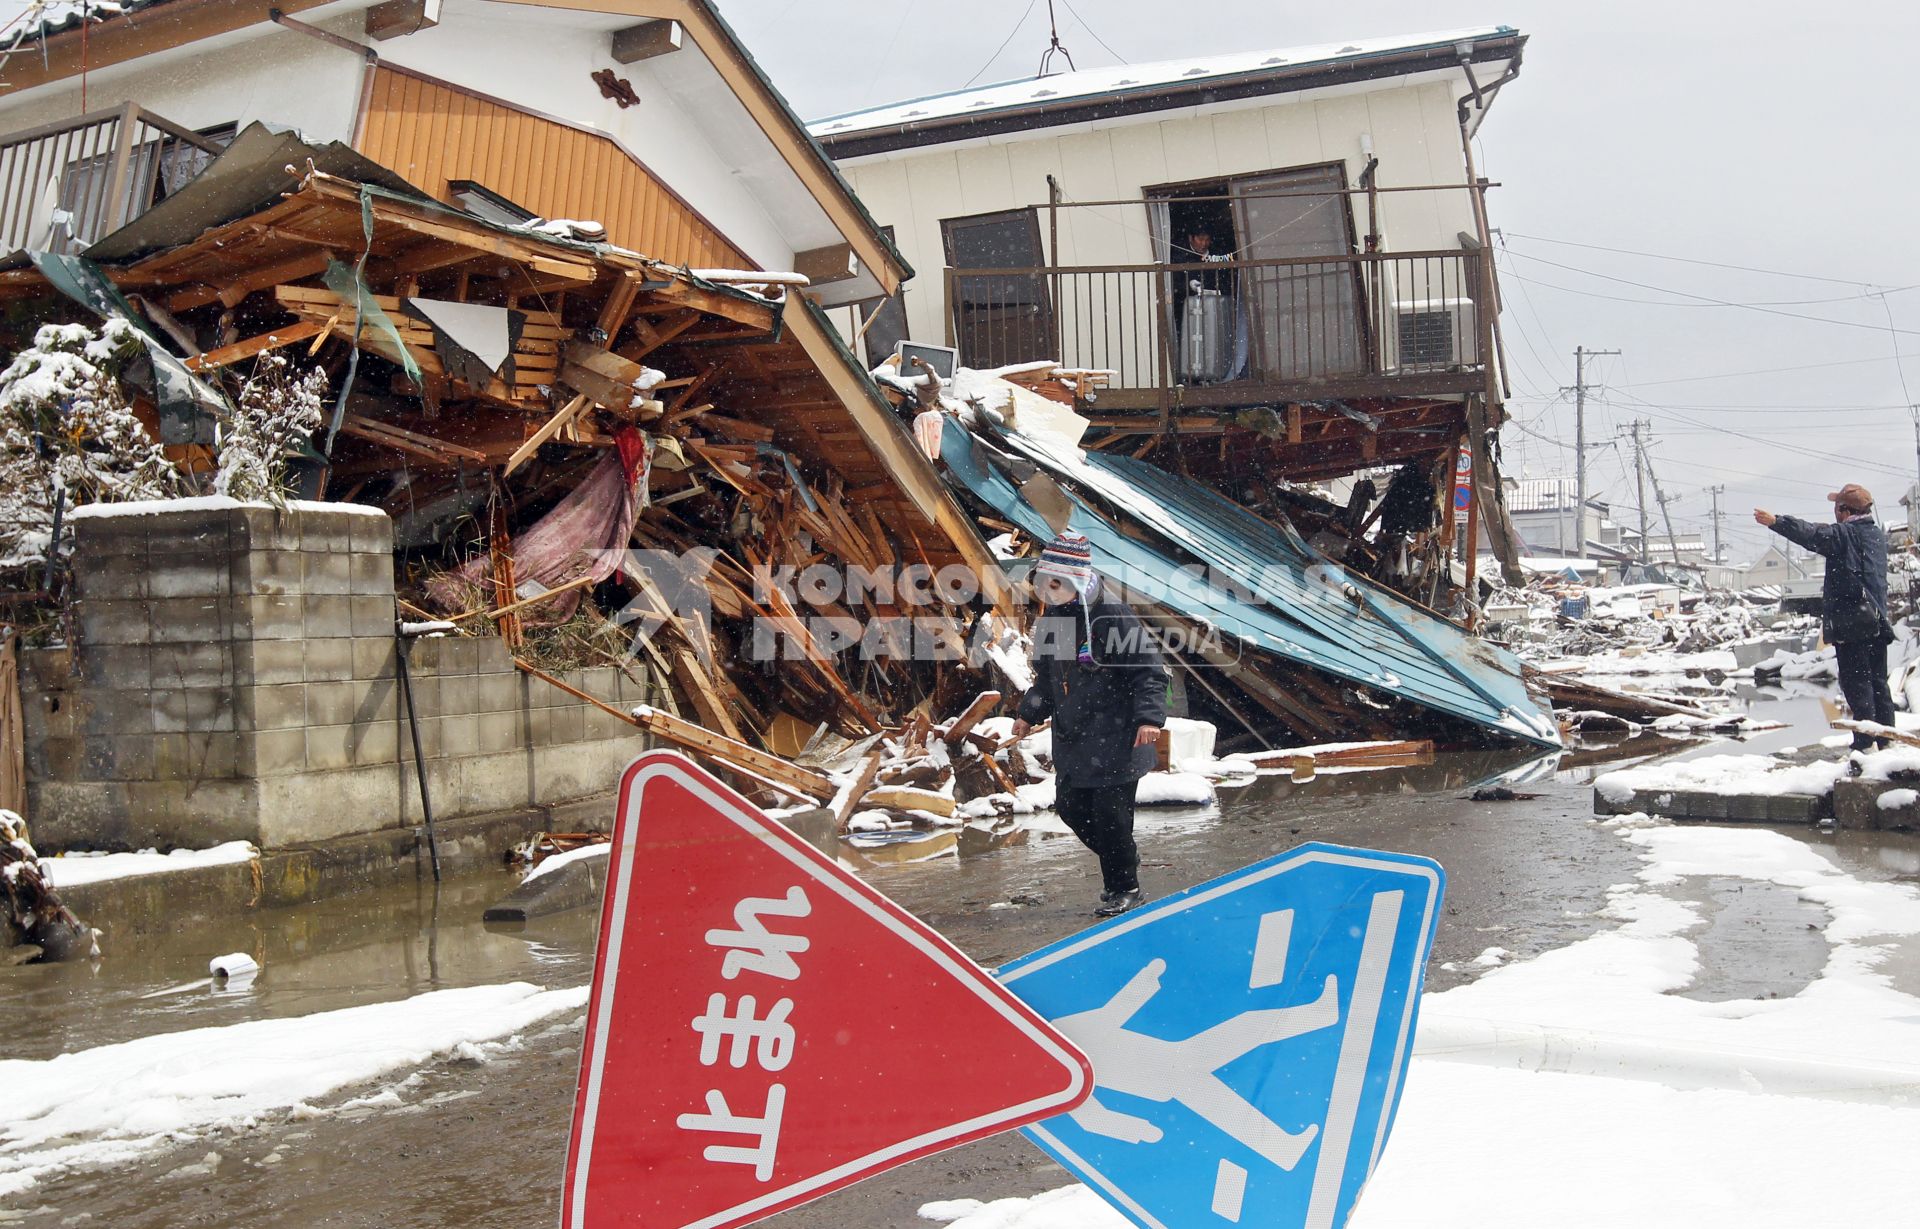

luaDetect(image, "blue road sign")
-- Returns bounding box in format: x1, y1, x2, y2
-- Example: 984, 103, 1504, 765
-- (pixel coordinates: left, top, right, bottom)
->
997, 843, 1444, 1229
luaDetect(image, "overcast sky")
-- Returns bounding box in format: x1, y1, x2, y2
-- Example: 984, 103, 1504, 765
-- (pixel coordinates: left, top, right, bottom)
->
719, 0, 1920, 563
6, 1, 1913, 563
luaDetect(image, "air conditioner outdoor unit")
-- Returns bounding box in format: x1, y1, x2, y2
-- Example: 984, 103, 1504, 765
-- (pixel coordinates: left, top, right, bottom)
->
1392, 297, 1476, 371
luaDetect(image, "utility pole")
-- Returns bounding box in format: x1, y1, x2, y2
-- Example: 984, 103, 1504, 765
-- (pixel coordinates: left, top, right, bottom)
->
1910, 405, 1920, 510
1562, 346, 1618, 561
1707, 485, 1726, 564
1623, 419, 1651, 564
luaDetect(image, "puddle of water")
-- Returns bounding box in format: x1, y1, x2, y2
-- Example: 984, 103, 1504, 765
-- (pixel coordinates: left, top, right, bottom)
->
3, 869, 598, 1062
1673, 875, 1829, 1002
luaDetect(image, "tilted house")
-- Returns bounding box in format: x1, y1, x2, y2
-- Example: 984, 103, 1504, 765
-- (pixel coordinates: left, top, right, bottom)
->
813, 28, 1530, 563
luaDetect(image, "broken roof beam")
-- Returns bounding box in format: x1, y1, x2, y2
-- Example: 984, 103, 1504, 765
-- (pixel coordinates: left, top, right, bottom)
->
166, 250, 335, 311
560, 342, 665, 420
619, 309, 701, 361
641, 278, 775, 331
300, 173, 599, 285
338, 413, 490, 464
184, 322, 327, 373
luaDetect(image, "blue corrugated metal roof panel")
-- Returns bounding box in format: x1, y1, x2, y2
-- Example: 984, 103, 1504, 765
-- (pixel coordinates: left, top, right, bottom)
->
942, 420, 1558, 748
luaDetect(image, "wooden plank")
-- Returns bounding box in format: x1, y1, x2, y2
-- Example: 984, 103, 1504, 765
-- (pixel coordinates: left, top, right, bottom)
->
940, 690, 1003, 746
1833, 719, 1920, 750
340, 413, 490, 463
184, 321, 325, 372
167, 250, 334, 311
644, 278, 775, 330
834, 749, 884, 831
596, 271, 643, 337
619, 309, 700, 362
503, 393, 592, 475
629, 704, 831, 798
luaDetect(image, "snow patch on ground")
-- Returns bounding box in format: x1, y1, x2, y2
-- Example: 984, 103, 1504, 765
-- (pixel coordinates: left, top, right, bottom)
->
921, 818, 1920, 1227
0, 982, 586, 1197
40, 841, 258, 889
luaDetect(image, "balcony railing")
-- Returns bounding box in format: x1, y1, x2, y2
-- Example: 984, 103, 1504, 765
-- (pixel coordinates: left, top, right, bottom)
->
942, 248, 1494, 409
0, 103, 222, 255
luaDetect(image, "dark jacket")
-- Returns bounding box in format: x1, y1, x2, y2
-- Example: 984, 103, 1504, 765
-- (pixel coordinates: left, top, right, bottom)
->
1769, 512, 1892, 643
1016, 596, 1170, 787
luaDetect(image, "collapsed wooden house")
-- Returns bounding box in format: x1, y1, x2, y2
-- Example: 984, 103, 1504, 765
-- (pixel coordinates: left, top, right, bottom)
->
0, 139, 1025, 750
0, 0, 1030, 762
0, 0, 1561, 802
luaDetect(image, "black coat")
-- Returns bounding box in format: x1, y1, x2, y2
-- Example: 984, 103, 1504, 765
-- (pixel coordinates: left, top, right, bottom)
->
1016, 597, 1170, 787
1769, 513, 1893, 643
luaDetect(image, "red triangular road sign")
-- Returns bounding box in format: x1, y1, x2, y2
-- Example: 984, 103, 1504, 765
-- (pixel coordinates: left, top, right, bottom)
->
562, 751, 1092, 1229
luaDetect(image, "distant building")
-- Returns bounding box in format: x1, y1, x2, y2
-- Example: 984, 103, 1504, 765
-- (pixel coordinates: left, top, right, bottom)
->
1742, 542, 1823, 588
1496, 475, 1632, 560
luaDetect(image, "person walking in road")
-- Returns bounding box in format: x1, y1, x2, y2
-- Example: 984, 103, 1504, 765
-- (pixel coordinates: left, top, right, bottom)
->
1011, 530, 1167, 917
1754, 483, 1896, 750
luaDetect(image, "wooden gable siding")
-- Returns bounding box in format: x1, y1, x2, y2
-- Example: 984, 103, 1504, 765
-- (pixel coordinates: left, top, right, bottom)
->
356, 66, 745, 269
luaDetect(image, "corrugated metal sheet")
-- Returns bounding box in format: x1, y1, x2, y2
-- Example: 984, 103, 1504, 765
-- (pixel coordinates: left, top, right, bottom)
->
357, 68, 743, 269
942, 419, 1559, 748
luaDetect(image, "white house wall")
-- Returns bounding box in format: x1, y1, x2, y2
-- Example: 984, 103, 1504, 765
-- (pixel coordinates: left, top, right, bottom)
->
0, 23, 367, 148
835, 75, 1482, 354
0, 1, 835, 274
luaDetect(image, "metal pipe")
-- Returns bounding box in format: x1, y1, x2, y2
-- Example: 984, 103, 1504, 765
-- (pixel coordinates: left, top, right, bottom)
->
394, 628, 441, 881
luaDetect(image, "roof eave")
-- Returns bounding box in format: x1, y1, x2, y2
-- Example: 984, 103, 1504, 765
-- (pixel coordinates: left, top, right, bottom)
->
817, 31, 1526, 161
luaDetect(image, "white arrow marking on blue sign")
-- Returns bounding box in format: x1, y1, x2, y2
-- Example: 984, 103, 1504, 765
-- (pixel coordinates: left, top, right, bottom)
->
1249, 909, 1292, 989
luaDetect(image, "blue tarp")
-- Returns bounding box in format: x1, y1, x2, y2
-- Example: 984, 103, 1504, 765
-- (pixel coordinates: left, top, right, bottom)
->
942, 419, 1559, 748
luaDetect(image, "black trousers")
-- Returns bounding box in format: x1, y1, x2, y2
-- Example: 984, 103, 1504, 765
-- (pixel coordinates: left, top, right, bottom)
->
1056, 781, 1139, 894
1837, 638, 1896, 749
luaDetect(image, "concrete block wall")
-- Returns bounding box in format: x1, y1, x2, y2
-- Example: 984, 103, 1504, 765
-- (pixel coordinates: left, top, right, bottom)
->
20, 500, 653, 851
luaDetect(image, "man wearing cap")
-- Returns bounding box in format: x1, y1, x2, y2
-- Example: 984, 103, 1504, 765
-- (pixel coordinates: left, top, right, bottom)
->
1755, 484, 1896, 750
1011, 530, 1168, 917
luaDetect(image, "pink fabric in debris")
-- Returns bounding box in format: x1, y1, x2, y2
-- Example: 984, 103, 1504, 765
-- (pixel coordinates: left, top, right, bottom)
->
429, 431, 648, 624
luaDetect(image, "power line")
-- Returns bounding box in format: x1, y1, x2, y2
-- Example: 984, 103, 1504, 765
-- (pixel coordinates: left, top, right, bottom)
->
1499, 231, 1895, 287
1625, 351, 1920, 388
1057, 0, 1126, 63
1500, 268, 1909, 308
1499, 249, 1920, 336
1599, 388, 1914, 480
960, 0, 1038, 89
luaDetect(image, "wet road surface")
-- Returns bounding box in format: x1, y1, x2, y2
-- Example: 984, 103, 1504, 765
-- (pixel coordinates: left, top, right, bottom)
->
14, 704, 1920, 1227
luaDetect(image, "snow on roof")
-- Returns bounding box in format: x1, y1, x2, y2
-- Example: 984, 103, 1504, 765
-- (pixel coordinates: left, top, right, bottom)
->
1507, 476, 1577, 513
809, 26, 1515, 142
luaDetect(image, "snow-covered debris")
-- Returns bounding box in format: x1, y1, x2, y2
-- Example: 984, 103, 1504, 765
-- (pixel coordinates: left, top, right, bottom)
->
1594, 754, 1848, 806
1753, 645, 1838, 681
519, 841, 609, 884
1134, 772, 1216, 808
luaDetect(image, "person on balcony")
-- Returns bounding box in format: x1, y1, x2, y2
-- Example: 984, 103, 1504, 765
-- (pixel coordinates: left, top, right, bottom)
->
1173, 227, 1235, 383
